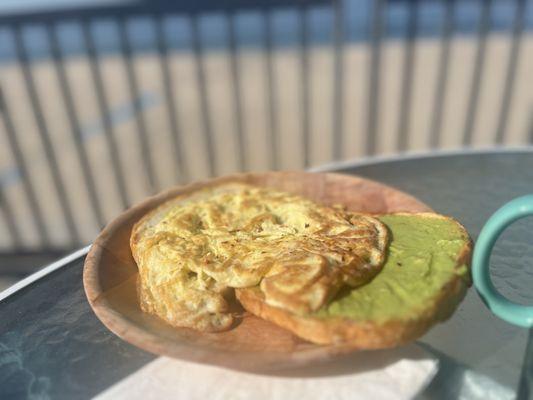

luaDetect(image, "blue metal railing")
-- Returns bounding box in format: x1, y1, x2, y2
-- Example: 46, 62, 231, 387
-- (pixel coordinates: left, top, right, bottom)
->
0, 0, 531, 255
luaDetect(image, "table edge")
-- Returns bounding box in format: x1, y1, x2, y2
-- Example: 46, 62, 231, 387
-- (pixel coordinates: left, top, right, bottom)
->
0, 245, 92, 302
309, 145, 533, 172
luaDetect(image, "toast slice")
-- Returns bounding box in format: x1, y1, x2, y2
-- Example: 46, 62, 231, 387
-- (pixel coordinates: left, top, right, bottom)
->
236, 213, 472, 348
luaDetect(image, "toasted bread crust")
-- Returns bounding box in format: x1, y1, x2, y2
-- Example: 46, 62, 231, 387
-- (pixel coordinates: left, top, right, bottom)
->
236, 212, 473, 347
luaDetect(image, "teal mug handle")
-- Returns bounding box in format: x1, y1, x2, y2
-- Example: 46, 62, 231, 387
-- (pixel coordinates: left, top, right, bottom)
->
472, 194, 533, 327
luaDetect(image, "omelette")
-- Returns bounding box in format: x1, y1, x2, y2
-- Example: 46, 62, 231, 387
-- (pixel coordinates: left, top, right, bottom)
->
130, 183, 388, 332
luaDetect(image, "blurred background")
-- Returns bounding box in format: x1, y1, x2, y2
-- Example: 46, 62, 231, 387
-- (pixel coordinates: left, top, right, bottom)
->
0, 0, 532, 285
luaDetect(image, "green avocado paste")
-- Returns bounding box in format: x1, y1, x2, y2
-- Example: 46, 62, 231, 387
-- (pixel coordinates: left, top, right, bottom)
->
313, 214, 471, 322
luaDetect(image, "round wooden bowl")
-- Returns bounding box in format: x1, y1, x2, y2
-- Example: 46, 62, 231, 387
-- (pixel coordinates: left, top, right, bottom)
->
83, 171, 431, 372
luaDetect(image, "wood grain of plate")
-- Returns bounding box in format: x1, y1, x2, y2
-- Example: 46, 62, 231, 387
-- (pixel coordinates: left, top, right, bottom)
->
83, 171, 431, 372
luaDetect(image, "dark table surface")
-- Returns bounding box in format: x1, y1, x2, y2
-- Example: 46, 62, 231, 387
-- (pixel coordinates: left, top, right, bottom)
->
1, 150, 533, 399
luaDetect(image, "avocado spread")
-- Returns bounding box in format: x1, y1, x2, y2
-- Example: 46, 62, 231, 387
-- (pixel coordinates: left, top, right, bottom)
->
313, 214, 470, 322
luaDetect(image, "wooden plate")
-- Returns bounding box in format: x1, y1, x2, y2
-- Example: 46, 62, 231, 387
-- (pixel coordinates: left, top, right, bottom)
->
83, 171, 431, 372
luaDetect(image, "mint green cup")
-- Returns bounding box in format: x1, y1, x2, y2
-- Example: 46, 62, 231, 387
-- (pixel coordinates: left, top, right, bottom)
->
472, 195, 533, 327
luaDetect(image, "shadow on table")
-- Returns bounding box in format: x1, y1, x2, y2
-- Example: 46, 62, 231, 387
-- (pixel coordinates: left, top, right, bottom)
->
517, 329, 533, 400
416, 343, 517, 400
256, 343, 431, 378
